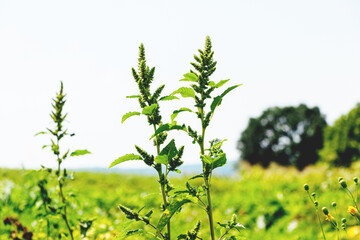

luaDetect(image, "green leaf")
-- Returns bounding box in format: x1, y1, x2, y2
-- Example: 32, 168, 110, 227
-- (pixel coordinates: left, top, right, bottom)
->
157, 198, 191, 231
188, 173, 204, 180
213, 153, 227, 170
159, 95, 179, 101
126, 95, 140, 98
201, 155, 212, 165
171, 108, 193, 122
109, 154, 142, 168
70, 149, 91, 157
180, 72, 198, 82
171, 87, 195, 98
154, 155, 169, 164
142, 104, 158, 115
35, 131, 47, 136
211, 139, 227, 152
159, 139, 178, 163
125, 229, 145, 237
151, 123, 187, 139
210, 84, 242, 111
122, 111, 141, 123
214, 79, 230, 88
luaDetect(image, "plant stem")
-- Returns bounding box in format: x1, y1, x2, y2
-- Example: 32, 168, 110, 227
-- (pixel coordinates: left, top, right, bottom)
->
307, 192, 326, 240
57, 161, 74, 240
153, 124, 171, 239
200, 116, 216, 240
56, 137, 74, 240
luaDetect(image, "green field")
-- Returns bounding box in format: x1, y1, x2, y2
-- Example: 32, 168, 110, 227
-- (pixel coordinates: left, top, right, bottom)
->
1, 164, 360, 240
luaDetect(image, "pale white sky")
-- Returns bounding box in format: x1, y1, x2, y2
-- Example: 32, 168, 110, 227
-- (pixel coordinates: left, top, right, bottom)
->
1, 1, 360, 169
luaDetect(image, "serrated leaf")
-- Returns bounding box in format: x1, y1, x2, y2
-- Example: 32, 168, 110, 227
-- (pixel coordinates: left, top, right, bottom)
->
171, 87, 195, 98
210, 84, 242, 111
155, 155, 169, 164
180, 72, 198, 82
159, 95, 179, 101
126, 95, 140, 98
109, 154, 142, 168
171, 108, 193, 122
157, 198, 191, 231
122, 111, 141, 123
142, 104, 158, 115
70, 149, 91, 157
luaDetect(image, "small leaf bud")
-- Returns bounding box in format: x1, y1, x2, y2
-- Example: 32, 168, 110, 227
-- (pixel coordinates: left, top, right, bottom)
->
322, 207, 329, 215
332, 202, 336, 207
304, 184, 309, 191
341, 218, 346, 223
340, 180, 347, 188
354, 177, 358, 185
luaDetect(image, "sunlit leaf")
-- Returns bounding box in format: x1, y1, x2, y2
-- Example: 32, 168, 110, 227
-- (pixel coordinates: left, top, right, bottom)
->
171, 108, 193, 122
70, 149, 91, 157
210, 84, 242, 111
159, 95, 179, 101
109, 154, 142, 168
122, 111, 141, 123
126, 95, 140, 98
157, 198, 191, 231
171, 87, 195, 98
180, 72, 198, 82
142, 104, 158, 115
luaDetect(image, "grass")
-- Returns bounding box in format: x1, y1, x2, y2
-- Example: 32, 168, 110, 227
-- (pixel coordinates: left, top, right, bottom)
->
1, 163, 360, 239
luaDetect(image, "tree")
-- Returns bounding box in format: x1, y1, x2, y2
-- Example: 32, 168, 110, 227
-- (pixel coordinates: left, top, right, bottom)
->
238, 104, 326, 170
319, 103, 360, 166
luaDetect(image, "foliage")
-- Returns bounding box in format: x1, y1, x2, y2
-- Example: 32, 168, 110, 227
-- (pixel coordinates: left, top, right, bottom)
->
109, 43, 186, 239
320, 103, 360, 167
304, 176, 360, 239
36, 82, 91, 239
153, 36, 242, 240
2, 164, 360, 239
238, 104, 326, 170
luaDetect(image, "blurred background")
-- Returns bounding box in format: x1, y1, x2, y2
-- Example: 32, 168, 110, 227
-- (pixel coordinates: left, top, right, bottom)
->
0, 0, 360, 172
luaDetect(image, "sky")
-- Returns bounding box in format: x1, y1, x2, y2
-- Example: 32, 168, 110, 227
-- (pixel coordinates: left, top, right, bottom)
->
0, 0, 360, 170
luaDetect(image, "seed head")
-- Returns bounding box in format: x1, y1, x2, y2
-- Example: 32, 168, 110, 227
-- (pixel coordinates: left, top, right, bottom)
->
314, 201, 318, 207
322, 207, 329, 216
304, 184, 309, 191
338, 177, 343, 182
331, 202, 336, 207
339, 180, 347, 188
354, 177, 358, 185
341, 218, 346, 223
311, 192, 316, 198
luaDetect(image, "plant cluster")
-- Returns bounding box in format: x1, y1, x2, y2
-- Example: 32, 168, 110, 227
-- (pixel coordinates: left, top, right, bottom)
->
35, 82, 91, 239
304, 176, 360, 239
109, 36, 243, 239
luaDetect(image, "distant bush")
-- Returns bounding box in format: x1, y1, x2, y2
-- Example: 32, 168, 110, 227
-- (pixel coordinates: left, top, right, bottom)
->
238, 104, 326, 170
320, 103, 360, 167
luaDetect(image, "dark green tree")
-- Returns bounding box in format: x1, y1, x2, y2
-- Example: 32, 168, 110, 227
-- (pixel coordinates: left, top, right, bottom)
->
238, 104, 326, 170
320, 103, 360, 166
